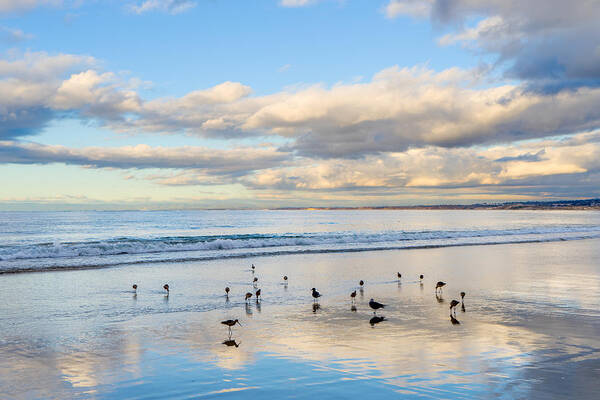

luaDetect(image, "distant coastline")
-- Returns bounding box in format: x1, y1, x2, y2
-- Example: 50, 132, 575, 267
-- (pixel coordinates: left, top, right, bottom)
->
274, 199, 600, 211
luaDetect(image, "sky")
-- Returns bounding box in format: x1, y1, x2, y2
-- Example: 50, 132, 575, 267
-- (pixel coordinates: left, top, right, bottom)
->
1, 0, 600, 210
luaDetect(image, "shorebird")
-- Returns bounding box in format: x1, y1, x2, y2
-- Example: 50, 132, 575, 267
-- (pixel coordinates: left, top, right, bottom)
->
311, 288, 321, 302
460, 291, 466, 301
370, 316, 386, 326
225, 287, 230, 296
460, 291, 466, 311
255, 288, 261, 302
132, 284, 137, 291
350, 290, 357, 303
251, 264, 255, 272
283, 275, 288, 283
369, 298, 385, 315
359, 280, 364, 287
163, 284, 169, 294
245, 292, 253, 302
221, 319, 241, 336
436, 281, 446, 293
450, 299, 460, 315
397, 272, 401, 281
419, 274, 424, 281
253, 277, 258, 285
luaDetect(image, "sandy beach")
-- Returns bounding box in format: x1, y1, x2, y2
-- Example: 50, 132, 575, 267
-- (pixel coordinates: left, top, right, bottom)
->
1, 236, 599, 399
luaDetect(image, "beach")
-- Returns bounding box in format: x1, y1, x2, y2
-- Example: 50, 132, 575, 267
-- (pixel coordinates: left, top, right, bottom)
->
1, 213, 599, 399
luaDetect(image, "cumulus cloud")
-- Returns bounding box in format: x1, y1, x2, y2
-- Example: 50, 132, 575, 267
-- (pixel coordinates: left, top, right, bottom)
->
0, 27, 34, 43
129, 0, 196, 14
385, 0, 600, 91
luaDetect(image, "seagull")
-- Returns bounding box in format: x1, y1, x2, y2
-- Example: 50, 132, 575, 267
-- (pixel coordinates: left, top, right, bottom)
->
450, 299, 460, 315
132, 284, 137, 291
163, 284, 169, 294
350, 290, 356, 303
221, 319, 242, 336
436, 281, 446, 293
369, 298, 385, 315
255, 288, 261, 302
225, 287, 230, 296
245, 292, 253, 302
311, 288, 321, 302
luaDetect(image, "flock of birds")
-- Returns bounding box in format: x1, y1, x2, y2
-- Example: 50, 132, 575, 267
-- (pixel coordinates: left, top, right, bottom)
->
130, 264, 468, 345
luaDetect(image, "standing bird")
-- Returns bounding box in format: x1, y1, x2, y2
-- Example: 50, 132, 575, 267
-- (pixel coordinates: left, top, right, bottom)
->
221, 319, 241, 336
253, 277, 258, 285
245, 292, 253, 302
311, 288, 321, 302
369, 298, 385, 315
460, 291, 466, 301
397, 272, 401, 281
225, 287, 230, 296
132, 284, 138, 292
350, 290, 356, 303
359, 280, 364, 287
163, 284, 169, 294
449, 299, 460, 315
251, 264, 255, 272
436, 281, 446, 293
255, 288, 261, 302
419, 274, 424, 281
283, 275, 288, 283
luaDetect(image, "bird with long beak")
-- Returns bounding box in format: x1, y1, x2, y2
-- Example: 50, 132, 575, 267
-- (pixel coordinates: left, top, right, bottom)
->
435, 281, 446, 293
369, 298, 385, 315
311, 288, 321, 302
163, 284, 169, 294
449, 299, 460, 315
255, 288, 261, 302
350, 290, 356, 303
221, 319, 242, 336
245, 292, 252, 302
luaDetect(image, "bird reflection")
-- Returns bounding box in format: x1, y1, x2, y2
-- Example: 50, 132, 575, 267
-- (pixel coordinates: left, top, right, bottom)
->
350, 305, 357, 312
461, 303, 466, 312
460, 291, 466, 312
312, 303, 320, 313
436, 293, 444, 303
245, 303, 252, 316
369, 316, 386, 326
450, 315, 460, 325
222, 339, 241, 348
255, 301, 262, 313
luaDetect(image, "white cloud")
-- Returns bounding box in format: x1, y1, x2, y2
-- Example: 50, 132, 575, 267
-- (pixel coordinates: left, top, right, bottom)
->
0, 0, 59, 13
129, 0, 196, 15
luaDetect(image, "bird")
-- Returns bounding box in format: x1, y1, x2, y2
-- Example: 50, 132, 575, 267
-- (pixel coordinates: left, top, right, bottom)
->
225, 287, 230, 296
255, 288, 261, 301
283, 275, 288, 283
245, 292, 252, 302
397, 272, 401, 280
370, 316, 386, 326
436, 281, 446, 293
450, 299, 460, 315
132, 284, 137, 291
369, 298, 385, 315
221, 319, 242, 336
163, 284, 169, 293
350, 290, 356, 303
359, 280, 364, 287
419, 274, 424, 281
253, 277, 258, 284
460, 291, 466, 301
251, 264, 255, 271
311, 288, 321, 302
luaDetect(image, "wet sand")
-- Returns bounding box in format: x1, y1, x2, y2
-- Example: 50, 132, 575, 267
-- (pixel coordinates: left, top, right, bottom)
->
1, 238, 599, 399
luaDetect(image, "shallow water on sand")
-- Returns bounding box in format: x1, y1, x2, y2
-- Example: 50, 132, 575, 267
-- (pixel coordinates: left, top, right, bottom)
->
1, 238, 600, 399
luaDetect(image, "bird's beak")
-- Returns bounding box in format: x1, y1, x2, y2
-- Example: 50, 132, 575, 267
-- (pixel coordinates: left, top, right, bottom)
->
237, 321, 242, 326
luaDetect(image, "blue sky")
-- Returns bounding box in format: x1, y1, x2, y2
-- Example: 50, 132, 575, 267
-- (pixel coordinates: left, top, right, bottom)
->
1, 0, 600, 209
